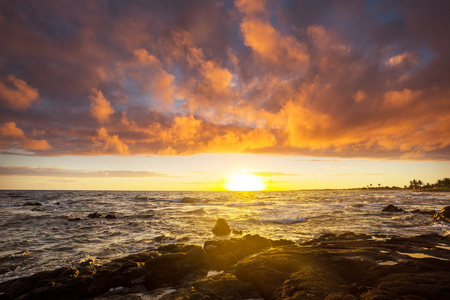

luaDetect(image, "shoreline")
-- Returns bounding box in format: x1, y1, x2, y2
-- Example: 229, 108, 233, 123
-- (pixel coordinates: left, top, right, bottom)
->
1, 231, 449, 300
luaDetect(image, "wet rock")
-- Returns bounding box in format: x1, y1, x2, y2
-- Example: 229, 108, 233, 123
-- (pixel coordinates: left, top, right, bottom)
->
212, 218, 231, 236
87, 212, 102, 218
411, 209, 435, 215
204, 234, 273, 270
381, 204, 404, 212
440, 206, 450, 218
434, 206, 450, 222
160, 273, 261, 300
145, 245, 207, 289
23, 202, 42, 206
105, 214, 117, 219
1, 234, 449, 300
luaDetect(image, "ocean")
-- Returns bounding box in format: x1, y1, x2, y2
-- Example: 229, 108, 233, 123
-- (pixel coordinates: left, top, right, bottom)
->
0, 189, 449, 284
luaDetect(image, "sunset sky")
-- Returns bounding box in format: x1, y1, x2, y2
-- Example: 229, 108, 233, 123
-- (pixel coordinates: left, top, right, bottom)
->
0, 0, 449, 190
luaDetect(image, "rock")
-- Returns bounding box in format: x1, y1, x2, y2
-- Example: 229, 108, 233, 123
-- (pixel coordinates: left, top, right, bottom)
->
381, 204, 404, 212
212, 218, 231, 236
160, 273, 261, 300
105, 214, 117, 219
232, 229, 243, 235
23, 202, 42, 206
144, 253, 204, 289
68, 217, 81, 221
434, 206, 450, 223
441, 206, 450, 218
411, 209, 435, 215
87, 212, 102, 218
145, 245, 207, 289
204, 234, 273, 270
2, 234, 450, 300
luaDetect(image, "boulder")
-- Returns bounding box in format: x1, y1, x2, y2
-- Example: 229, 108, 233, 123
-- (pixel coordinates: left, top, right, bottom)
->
204, 234, 273, 270
160, 273, 261, 300
434, 206, 450, 223
381, 204, 404, 212
441, 206, 450, 218
23, 202, 42, 206
411, 209, 435, 215
212, 218, 231, 236
145, 245, 207, 289
87, 212, 102, 218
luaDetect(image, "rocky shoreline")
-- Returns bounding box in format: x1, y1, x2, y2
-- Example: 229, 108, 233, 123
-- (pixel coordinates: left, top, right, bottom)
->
1, 206, 449, 300
0, 231, 449, 300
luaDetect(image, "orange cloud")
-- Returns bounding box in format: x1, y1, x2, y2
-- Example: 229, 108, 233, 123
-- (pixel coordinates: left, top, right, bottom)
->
237, 0, 309, 73
0, 122, 50, 150
96, 127, 129, 154
0, 1, 449, 160
386, 52, 418, 66
134, 49, 176, 109
89, 89, 115, 123
0, 75, 39, 110
383, 89, 419, 107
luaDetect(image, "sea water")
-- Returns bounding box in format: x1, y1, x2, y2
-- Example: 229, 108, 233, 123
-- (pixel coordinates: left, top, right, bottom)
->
0, 189, 449, 283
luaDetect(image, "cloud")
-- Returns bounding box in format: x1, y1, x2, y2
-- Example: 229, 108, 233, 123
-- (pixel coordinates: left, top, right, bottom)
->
89, 89, 115, 123
0, 166, 167, 177
236, 0, 309, 74
253, 172, 300, 177
0, 1, 449, 159
96, 127, 129, 154
0, 75, 39, 110
0, 122, 50, 151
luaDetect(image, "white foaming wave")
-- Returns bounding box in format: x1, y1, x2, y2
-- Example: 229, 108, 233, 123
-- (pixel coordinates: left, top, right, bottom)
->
227, 201, 274, 207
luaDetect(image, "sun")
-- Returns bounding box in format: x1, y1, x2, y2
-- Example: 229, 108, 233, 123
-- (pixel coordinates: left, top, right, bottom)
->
224, 173, 266, 191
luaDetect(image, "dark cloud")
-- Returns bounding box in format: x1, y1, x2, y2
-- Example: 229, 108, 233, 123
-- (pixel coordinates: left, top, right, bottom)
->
0, 0, 449, 159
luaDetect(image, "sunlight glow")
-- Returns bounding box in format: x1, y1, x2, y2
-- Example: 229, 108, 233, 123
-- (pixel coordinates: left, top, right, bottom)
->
224, 173, 266, 191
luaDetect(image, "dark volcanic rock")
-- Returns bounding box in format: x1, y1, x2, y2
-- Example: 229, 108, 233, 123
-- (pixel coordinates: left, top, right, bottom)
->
434, 206, 450, 223
145, 245, 207, 289
0, 250, 159, 300
161, 273, 261, 300
2, 233, 450, 300
105, 214, 117, 219
212, 218, 231, 236
87, 212, 102, 218
23, 202, 42, 206
381, 204, 404, 212
204, 234, 274, 270
441, 206, 450, 218
411, 209, 435, 215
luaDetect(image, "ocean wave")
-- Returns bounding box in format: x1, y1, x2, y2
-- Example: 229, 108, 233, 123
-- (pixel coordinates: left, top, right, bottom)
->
227, 201, 274, 207
169, 197, 205, 203
267, 217, 307, 224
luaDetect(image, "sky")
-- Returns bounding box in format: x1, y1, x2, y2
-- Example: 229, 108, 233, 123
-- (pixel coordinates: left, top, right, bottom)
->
0, 0, 449, 191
